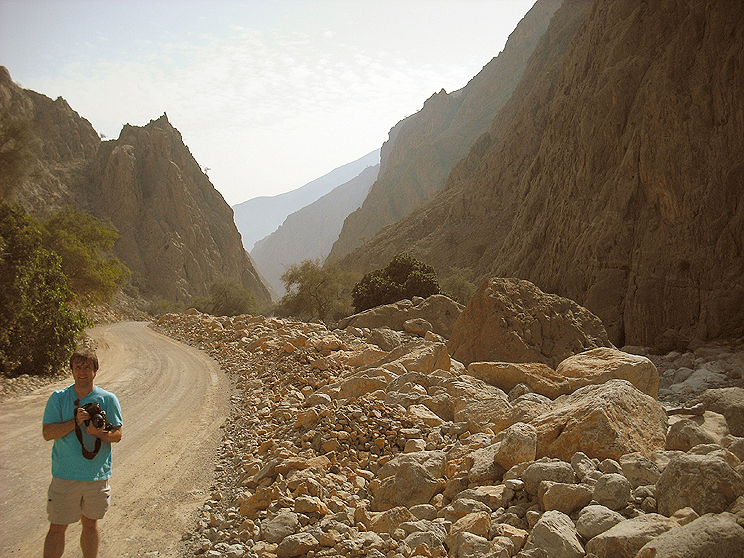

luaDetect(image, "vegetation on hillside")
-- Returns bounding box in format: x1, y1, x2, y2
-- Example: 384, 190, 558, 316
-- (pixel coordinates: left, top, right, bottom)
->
351, 253, 441, 313
0, 202, 133, 376
276, 259, 354, 323
0, 203, 88, 376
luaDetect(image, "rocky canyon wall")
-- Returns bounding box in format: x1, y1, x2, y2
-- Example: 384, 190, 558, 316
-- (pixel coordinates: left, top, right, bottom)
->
331, 0, 744, 349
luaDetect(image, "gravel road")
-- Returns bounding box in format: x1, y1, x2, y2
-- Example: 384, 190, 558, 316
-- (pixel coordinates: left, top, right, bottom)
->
0, 321, 230, 557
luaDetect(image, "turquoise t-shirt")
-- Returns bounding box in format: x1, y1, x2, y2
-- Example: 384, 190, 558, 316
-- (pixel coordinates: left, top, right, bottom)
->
43, 385, 123, 481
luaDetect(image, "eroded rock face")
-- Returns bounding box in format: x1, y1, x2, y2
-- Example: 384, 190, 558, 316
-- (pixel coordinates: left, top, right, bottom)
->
448, 277, 613, 368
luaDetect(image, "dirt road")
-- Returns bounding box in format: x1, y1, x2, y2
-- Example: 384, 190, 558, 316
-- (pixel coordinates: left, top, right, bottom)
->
0, 321, 231, 557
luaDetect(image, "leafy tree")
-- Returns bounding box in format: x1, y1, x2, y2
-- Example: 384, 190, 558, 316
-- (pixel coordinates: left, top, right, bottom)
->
205, 277, 255, 317
351, 253, 440, 313
40, 206, 130, 305
0, 202, 89, 376
278, 259, 343, 322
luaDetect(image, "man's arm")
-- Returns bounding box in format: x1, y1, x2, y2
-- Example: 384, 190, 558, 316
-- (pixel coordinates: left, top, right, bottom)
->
42, 419, 76, 441
87, 424, 122, 443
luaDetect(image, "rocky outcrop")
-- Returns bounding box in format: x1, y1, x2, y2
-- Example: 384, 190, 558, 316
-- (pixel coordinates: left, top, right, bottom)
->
331, 0, 744, 349
447, 278, 612, 368
326, 0, 563, 264
89, 115, 270, 304
1, 67, 271, 306
1, 66, 100, 214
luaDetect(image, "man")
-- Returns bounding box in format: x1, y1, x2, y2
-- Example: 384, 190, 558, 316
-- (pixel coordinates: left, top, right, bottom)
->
42, 347, 123, 558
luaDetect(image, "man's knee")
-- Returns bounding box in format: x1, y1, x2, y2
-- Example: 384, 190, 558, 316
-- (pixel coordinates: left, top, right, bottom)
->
80, 515, 98, 529
48, 523, 68, 534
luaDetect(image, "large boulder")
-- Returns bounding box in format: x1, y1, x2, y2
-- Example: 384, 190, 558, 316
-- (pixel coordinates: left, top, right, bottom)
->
691, 387, 744, 436
447, 278, 613, 368
656, 453, 744, 516
585, 514, 678, 558
467, 346, 658, 399
523, 510, 585, 558
555, 347, 659, 398
337, 295, 464, 339
636, 512, 744, 558
530, 380, 668, 461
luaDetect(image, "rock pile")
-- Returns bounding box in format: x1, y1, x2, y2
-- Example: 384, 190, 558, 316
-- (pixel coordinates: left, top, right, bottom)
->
151, 299, 744, 558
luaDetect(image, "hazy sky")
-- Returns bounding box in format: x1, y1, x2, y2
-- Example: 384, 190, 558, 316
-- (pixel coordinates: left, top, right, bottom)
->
1, 0, 537, 206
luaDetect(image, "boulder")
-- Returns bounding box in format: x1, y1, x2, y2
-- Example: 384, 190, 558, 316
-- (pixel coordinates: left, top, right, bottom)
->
371, 460, 446, 512
467, 361, 568, 399
665, 418, 719, 451
656, 453, 744, 516
619, 452, 661, 489
539, 481, 593, 515
575, 504, 625, 540
691, 387, 744, 436
447, 278, 613, 368
521, 458, 576, 496
260, 510, 298, 543
492, 422, 538, 471
337, 295, 464, 339
636, 512, 744, 558
592, 473, 631, 511
555, 347, 659, 398
585, 513, 678, 558
276, 532, 319, 558
531, 380, 668, 461
523, 510, 584, 558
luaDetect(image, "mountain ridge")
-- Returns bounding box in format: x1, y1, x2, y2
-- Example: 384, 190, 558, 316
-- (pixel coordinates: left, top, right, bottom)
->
233, 149, 380, 252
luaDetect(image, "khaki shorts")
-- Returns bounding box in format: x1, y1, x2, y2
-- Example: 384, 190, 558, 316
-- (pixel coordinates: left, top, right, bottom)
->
47, 477, 111, 525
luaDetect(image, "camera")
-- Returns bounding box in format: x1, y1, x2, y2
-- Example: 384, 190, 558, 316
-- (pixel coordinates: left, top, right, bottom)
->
82, 402, 112, 431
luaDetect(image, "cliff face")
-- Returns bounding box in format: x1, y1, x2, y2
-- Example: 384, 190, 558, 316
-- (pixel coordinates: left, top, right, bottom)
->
326, 0, 563, 263
90, 115, 271, 304
493, 0, 744, 347
1, 69, 271, 307
333, 0, 744, 348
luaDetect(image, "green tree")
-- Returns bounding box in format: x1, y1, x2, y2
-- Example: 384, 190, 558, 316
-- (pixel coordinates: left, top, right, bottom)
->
205, 277, 255, 317
351, 253, 440, 313
278, 259, 343, 322
40, 206, 130, 305
0, 202, 89, 376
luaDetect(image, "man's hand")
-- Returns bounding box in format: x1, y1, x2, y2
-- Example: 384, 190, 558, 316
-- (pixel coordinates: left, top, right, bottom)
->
86, 423, 123, 443
76, 407, 90, 426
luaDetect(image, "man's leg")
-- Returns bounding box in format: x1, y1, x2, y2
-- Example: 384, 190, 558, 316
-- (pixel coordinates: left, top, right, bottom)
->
80, 515, 99, 558
43, 523, 67, 558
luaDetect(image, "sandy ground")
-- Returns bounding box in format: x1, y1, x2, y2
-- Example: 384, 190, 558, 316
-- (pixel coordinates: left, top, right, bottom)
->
0, 321, 231, 557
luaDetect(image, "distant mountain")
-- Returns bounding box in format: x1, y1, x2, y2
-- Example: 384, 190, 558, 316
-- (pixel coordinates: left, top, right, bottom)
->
332, 0, 744, 348
1, 67, 271, 307
233, 149, 380, 252
326, 0, 562, 264
251, 163, 379, 296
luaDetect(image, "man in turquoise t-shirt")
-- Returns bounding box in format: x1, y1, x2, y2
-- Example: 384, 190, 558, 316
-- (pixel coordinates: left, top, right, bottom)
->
42, 348, 123, 558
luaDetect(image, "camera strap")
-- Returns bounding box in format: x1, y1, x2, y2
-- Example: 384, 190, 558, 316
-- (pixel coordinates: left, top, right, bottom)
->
73, 405, 102, 460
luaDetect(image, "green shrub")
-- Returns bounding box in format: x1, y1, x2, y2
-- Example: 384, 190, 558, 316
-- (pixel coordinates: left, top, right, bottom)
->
351, 253, 440, 313
40, 206, 130, 305
0, 202, 89, 376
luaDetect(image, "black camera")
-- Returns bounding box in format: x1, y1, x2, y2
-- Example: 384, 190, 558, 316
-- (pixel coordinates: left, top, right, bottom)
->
82, 402, 112, 431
